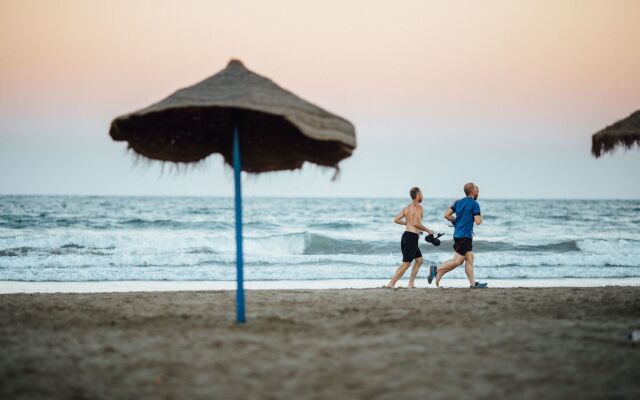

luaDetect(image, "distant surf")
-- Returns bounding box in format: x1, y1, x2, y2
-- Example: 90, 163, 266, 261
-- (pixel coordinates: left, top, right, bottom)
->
1, 196, 639, 282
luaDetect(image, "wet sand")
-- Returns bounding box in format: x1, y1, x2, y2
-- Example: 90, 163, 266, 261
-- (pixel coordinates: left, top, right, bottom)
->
1, 287, 639, 399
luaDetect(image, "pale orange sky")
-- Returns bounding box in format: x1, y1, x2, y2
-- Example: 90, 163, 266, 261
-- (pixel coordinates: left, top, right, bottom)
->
0, 0, 639, 198
2, 0, 639, 119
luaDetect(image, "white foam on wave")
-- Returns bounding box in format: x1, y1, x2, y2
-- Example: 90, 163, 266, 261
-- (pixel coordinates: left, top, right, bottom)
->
2, 261, 638, 282
576, 238, 640, 254
2, 195, 640, 283
0, 228, 220, 252
2, 228, 640, 281
473, 251, 640, 268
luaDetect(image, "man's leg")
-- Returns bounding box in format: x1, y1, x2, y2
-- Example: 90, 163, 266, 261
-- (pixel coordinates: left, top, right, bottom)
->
434, 253, 465, 287
387, 262, 411, 288
408, 257, 423, 288
464, 251, 475, 287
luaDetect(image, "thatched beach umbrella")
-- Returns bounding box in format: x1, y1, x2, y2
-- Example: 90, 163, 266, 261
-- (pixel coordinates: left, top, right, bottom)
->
110, 59, 356, 323
591, 110, 640, 157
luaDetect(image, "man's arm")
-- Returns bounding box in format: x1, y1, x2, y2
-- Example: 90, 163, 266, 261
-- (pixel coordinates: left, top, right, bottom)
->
443, 207, 455, 222
394, 209, 406, 225
415, 207, 434, 235
415, 221, 434, 236
473, 202, 482, 225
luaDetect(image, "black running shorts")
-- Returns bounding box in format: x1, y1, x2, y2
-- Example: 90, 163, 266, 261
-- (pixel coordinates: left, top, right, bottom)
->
401, 231, 422, 262
453, 237, 473, 256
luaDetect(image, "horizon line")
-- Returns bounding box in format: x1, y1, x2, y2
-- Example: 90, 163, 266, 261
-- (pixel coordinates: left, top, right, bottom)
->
1, 193, 639, 201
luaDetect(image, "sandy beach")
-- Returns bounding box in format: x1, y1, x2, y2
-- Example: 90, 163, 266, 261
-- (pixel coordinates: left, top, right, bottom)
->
1, 287, 639, 399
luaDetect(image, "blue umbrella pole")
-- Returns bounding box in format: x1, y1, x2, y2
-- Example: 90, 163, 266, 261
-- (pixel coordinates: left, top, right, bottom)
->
233, 125, 246, 324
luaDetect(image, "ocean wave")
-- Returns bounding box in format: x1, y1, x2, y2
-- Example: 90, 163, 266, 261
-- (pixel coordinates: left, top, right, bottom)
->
309, 221, 357, 229
0, 215, 235, 230
2, 196, 640, 281
0, 246, 38, 257
2, 234, 632, 261
60, 243, 84, 249
303, 233, 394, 255
254, 233, 584, 255
3, 244, 639, 273
576, 239, 640, 254
120, 218, 233, 230
0, 216, 88, 229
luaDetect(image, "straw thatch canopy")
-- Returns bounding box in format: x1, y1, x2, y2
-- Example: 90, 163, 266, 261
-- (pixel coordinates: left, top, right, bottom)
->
110, 59, 356, 172
591, 110, 640, 157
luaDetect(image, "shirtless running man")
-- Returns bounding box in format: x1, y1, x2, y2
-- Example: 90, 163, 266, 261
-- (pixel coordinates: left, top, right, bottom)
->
386, 187, 435, 288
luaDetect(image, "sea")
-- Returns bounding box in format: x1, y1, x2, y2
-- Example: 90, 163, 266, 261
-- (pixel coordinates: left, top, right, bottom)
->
1, 195, 639, 289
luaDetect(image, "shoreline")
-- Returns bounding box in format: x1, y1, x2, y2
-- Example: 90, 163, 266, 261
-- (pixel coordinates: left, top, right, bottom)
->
1, 277, 639, 294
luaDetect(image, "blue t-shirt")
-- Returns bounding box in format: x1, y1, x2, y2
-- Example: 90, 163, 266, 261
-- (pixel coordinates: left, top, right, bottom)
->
450, 196, 481, 238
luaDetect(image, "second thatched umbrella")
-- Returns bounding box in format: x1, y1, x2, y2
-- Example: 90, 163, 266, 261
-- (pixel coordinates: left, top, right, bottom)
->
591, 110, 640, 157
110, 59, 356, 322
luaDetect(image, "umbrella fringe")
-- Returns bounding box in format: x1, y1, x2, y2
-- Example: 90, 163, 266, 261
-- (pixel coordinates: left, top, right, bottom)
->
592, 133, 640, 157
331, 166, 341, 182
126, 145, 210, 176
125, 142, 343, 180
591, 110, 640, 158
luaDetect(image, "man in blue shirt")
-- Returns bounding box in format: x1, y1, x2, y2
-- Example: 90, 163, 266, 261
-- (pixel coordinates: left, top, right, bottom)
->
427, 182, 488, 288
